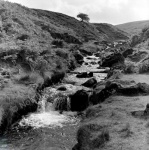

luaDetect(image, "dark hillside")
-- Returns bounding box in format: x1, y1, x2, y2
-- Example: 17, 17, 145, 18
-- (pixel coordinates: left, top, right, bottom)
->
130, 26, 149, 49
33, 9, 104, 42
0, 1, 129, 78
94, 23, 129, 41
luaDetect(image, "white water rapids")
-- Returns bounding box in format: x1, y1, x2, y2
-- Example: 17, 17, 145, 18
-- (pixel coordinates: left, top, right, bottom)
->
19, 54, 106, 129
19, 94, 75, 129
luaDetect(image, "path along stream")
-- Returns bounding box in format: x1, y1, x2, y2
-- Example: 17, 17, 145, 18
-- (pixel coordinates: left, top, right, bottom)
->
0, 54, 107, 150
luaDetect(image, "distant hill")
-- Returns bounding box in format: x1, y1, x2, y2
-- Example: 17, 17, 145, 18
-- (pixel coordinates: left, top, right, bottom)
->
116, 20, 149, 36
94, 23, 129, 41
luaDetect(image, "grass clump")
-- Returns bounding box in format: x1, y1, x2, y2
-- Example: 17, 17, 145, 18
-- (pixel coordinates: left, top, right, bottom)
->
124, 61, 136, 74
52, 39, 64, 48
119, 123, 133, 138
85, 105, 102, 118
75, 123, 110, 150
138, 59, 149, 73
0, 84, 38, 134
55, 48, 68, 59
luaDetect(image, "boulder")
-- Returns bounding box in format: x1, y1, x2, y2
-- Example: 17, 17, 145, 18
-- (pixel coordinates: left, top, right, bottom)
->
79, 49, 92, 56
94, 52, 101, 57
127, 51, 148, 62
90, 61, 97, 65
88, 72, 93, 77
76, 72, 93, 78
74, 51, 84, 65
76, 72, 88, 78
84, 62, 89, 65
70, 90, 90, 111
53, 94, 70, 112
82, 78, 97, 88
57, 86, 67, 91
100, 52, 124, 68
90, 81, 107, 105
122, 48, 134, 58
144, 103, 149, 115
89, 80, 148, 105
73, 123, 110, 150
106, 69, 122, 79
39, 71, 65, 91
117, 82, 149, 96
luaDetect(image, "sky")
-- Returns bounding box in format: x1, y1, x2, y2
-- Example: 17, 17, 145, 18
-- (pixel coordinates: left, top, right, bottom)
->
6, 0, 149, 25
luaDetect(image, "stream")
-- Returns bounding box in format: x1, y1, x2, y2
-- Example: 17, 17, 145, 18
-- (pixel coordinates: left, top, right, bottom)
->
0, 54, 107, 150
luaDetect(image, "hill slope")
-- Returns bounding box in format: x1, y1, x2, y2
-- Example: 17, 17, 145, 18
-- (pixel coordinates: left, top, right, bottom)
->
0, 1, 129, 48
130, 26, 149, 50
94, 23, 129, 41
116, 20, 149, 36
0, 0, 130, 79
0, 1, 129, 78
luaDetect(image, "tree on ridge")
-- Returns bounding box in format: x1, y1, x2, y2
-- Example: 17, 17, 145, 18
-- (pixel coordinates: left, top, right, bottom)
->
77, 13, 90, 22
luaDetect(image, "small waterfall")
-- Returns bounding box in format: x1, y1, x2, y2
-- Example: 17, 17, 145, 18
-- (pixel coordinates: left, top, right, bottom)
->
19, 88, 75, 128
37, 93, 51, 112
53, 94, 71, 112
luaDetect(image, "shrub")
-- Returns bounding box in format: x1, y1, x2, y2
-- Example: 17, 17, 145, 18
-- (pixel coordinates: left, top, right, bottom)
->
76, 123, 110, 150
124, 61, 136, 74
142, 26, 149, 33
52, 39, 63, 48
17, 74, 30, 83
85, 105, 102, 118
138, 59, 149, 73
92, 129, 110, 148
0, 84, 37, 133
17, 34, 30, 41
77, 13, 90, 22
55, 48, 68, 59
15, 72, 44, 86
130, 35, 141, 47
119, 123, 133, 138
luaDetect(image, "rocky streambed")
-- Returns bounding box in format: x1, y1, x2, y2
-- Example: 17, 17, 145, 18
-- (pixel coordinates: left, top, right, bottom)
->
0, 54, 108, 150
1, 41, 149, 150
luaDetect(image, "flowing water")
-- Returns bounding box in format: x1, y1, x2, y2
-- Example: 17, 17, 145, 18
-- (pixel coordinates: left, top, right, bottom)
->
0, 89, 79, 150
0, 55, 107, 150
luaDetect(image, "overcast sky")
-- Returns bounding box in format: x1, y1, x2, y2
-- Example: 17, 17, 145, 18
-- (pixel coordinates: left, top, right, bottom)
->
6, 0, 149, 25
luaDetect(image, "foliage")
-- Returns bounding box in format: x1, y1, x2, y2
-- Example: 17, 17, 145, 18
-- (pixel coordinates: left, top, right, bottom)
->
142, 26, 149, 33
51, 39, 63, 48
77, 13, 90, 22
138, 59, 149, 73
124, 61, 136, 74
76, 123, 110, 149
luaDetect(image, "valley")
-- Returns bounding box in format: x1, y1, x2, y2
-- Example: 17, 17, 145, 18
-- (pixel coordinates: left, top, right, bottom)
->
0, 1, 149, 150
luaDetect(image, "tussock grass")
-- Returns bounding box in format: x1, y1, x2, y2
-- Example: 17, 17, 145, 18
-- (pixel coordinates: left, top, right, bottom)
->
85, 105, 102, 118
124, 61, 136, 74
138, 59, 149, 73
119, 123, 133, 138
0, 84, 38, 133
52, 39, 63, 48
92, 129, 110, 148
76, 123, 110, 149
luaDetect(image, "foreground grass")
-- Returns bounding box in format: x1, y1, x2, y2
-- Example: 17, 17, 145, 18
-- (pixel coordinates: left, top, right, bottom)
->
0, 82, 38, 133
